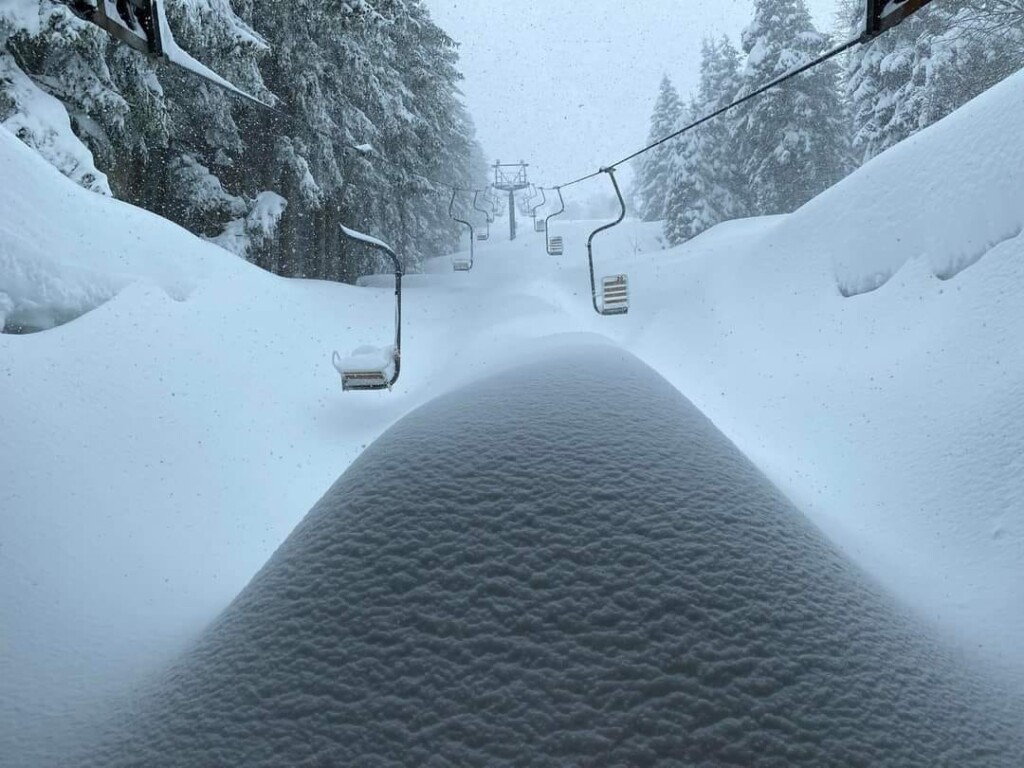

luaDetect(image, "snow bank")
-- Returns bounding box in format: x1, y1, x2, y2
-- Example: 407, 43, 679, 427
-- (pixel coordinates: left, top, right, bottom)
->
0, 125, 246, 331
84, 348, 1023, 766
779, 63, 1024, 295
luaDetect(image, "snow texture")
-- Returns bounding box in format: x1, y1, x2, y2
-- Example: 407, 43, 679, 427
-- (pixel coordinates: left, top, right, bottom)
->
86, 347, 1023, 767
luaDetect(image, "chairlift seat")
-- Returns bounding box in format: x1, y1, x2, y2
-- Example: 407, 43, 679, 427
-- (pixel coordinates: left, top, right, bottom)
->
535, 220, 546, 232
476, 233, 489, 241
549, 235, 564, 255
601, 274, 629, 315
453, 258, 472, 271
332, 347, 397, 392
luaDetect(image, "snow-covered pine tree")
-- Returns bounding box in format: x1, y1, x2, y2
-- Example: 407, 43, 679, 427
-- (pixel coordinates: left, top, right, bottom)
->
1, 0, 485, 282
843, 0, 1024, 166
664, 36, 746, 245
735, 0, 851, 215
635, 75, 683, 222
662, 99, 698, 246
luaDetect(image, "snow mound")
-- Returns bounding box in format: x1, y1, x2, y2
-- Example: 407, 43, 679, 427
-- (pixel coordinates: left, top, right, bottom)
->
776, 64, 1024, 296
86, 347, 1023, 766
0, 125, 250, 332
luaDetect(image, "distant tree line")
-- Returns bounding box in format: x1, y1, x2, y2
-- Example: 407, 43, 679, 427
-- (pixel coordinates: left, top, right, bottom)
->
0, 0, 487, 280
635, 0, 1024, 245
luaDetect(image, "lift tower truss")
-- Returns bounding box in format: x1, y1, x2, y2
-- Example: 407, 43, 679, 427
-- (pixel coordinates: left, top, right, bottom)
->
492, 161, 531, 240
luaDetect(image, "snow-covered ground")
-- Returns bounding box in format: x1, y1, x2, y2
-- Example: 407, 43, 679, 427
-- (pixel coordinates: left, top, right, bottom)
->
2, 56, 1024, 766
82, 346, 1024, 766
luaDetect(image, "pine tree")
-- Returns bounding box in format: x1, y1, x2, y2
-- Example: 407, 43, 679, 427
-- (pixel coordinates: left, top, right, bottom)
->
664, 36, 746, 245
635, 75, 683, 222
2, 0, 486, 281
843, 0, 1024, 166
736, 0, 851, 215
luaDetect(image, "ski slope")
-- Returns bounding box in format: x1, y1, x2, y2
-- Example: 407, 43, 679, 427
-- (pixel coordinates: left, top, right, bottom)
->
3, 56, 1024, 766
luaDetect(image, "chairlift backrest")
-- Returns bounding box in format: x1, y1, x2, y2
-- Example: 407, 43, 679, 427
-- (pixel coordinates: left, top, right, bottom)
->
601, 274, 629, 315
549, 235, 564, 256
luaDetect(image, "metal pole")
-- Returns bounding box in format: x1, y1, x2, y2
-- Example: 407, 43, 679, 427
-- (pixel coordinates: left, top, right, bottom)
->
508, 191, 516, 241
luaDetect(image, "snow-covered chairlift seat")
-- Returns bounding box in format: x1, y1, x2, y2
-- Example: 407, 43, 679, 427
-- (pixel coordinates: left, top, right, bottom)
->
332, 346, 398, 391
452, 257, 473, 271
333, 225, 403, 392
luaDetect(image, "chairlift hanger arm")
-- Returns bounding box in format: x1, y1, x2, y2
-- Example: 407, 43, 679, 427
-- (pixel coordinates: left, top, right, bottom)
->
337, 224, 402, 389
544, 186, 566, 255
530, 187, 547, 219
473, 190, 494, 223
448, 189, 475, 270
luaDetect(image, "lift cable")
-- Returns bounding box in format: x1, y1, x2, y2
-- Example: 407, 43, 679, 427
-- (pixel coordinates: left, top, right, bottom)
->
542, 0, 935, 191
552, 35, 860, 192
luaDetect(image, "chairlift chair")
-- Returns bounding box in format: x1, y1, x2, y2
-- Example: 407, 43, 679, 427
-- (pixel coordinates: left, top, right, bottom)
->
586, 168, 629, 316
545, 186, 566, 256
69, 0, 162, 57
64, 0, 270, 108
529, 187, 547, 234
448, 189, 474, 272
473, 190, 492, 241
332, 225, 402, 391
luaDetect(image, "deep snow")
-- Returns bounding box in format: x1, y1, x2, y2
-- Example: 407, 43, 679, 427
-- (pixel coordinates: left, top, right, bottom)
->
82, 346, 1024, 766
2, 42, 1024, 768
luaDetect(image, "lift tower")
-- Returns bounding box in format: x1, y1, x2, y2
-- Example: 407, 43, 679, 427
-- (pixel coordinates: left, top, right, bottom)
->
492, 161, 531, 240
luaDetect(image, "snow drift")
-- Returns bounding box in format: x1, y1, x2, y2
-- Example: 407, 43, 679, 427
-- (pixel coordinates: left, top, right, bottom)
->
0, 127, 248, 331
86, 347, 1023, 767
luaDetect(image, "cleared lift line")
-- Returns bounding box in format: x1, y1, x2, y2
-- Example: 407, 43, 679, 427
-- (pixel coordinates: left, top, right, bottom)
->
60, 0, 939, 387
65, 0, 936, 198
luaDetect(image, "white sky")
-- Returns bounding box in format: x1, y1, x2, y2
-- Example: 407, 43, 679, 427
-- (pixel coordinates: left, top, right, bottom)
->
423, 1, 849, 194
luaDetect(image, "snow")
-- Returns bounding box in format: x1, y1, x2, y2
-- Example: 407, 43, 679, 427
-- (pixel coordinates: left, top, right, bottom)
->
3, 44, 1024, 768
212, 190, 287, 257
332, 344, 394, 373
81, 346, 1024, 765
340, 222, 397, 257
0, 128, 241, 332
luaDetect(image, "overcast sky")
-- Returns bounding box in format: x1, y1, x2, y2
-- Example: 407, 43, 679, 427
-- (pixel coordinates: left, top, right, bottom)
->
423, 0, 849, 195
